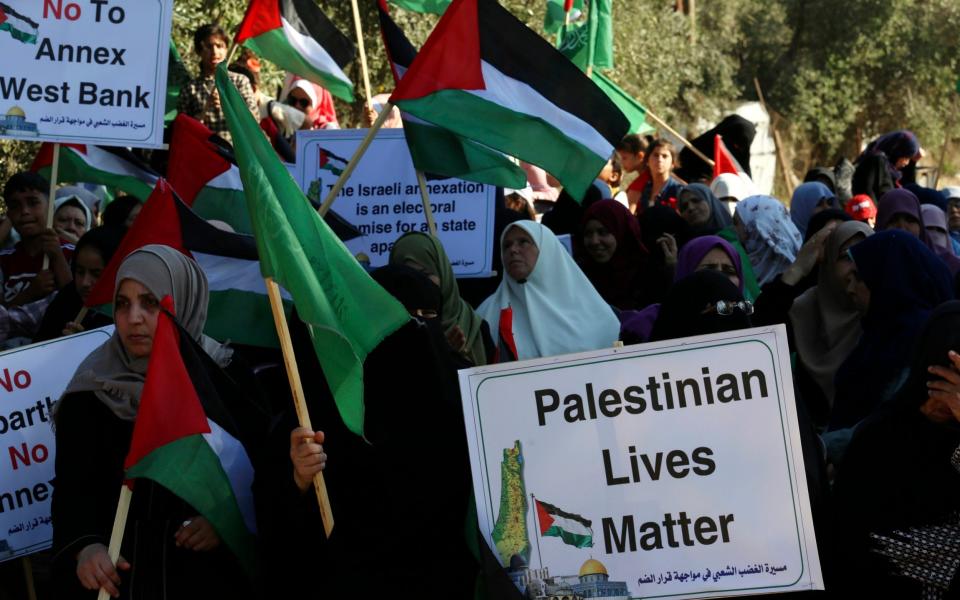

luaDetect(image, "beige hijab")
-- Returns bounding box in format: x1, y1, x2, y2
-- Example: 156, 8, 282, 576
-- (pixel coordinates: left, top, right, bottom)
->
63, 245, 231, 421
789, 221, 874, 405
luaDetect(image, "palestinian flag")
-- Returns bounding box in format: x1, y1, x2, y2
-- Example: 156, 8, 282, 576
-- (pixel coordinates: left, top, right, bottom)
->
377, 0, 526, 189
0, 3, 38, 44
590, 72, 654, 136
30, 143, 158, 201
389, 0, 629, 201
218, 63, 410, 437
318, 146, 347, 176
713, 134, 753, 185
535, 498, 593, 548
124, 295, 256, 572
86, 179, 287, 348
236, 0, 355, 102
168, 115, 251, 234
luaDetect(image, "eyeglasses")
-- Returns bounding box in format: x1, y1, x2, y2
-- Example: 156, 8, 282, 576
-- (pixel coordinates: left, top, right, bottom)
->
286, 96, 311, 110
701, 300, 754, 316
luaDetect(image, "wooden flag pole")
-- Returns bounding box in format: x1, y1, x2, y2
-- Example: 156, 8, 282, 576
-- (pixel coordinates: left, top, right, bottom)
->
21, 557, 36, 600
319, 104, 393, 216
644, 110, 715, 167
96, 485, 133, 600
72, 307, 90, 330
415, 171, 438, 236
350, 0, 374, 109
264, 277, 335, 537
42, 143, 61, 271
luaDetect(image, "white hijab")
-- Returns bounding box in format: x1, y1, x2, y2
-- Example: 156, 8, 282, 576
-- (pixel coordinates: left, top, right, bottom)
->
478, 221, 620, 359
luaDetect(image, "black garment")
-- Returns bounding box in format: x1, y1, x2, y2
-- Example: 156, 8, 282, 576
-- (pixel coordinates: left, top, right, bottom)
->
650, 270, 751, 341
851, 154, 896, 203
675, 115, 756, 184
51, 393, 252, 600
804, 209, 851, 243
255, 315, 478, 597
34, 284, 112, 342
803, 167, 837, 193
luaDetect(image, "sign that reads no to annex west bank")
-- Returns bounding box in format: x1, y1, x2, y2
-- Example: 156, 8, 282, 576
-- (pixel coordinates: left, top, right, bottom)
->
0, 0, 173, 147
459, 325, 823, 599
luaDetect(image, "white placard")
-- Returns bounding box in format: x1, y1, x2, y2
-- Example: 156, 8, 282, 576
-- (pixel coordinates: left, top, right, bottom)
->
0, 0, 173, 147
296, 129, 495, 277
0, 327, 112, 562
459, 325, 823, 599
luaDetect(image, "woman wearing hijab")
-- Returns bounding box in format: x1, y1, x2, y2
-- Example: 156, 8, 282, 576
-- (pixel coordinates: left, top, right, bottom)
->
921, 204, 960, 276
52, 245, 257, 599
790, 182, 839, 238
478, 221, 620, 360
878, 188, 960, 277
852, 130, 921, 202
834, 302, 960, 598
677, 183, 733, 236
649, 270, 753, 342
734, 195, 803, 286
788, 222, 874, 425
34, 226, 123, 342
389, 232, 492, 365
709, 173, 753, 217
53, 191, 94, 244
829, 231, 954, 439
576, 200, 668, 310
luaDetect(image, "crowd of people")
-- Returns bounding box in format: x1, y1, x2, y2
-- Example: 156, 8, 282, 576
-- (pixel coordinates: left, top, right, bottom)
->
0, 18, 959, 600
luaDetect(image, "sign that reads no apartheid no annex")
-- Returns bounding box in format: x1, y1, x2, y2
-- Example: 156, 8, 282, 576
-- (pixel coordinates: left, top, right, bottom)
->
0, 327, 112, 562
297, 129, 495, 277
459, 325, 823, 599
0, 0, 173, 147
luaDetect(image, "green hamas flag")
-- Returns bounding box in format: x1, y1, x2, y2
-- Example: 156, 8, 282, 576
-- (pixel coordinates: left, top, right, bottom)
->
544, 0, 583, 35
389, 0, 451, 14
216, 64, 410, 437
557, 0, 612, 70
590, 71, 654, 135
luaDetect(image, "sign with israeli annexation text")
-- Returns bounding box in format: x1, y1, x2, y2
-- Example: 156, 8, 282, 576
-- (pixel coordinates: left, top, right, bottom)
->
0, 0, 173, 147
0, 327, 112, 562
297, 129, 495, 277
459, 325, 823, 599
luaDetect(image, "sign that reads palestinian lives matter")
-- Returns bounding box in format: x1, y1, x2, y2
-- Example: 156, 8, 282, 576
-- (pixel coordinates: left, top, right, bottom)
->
0, 0, 173, 147
459, 325, 823, 599
0, 327, 112, 562
297, 129, 495, 277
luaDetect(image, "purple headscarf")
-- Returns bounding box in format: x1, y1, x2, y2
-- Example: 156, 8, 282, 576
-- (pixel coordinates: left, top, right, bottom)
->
921, 204, 960, 275
674, 235, 744, 292
877, 189, 931, 245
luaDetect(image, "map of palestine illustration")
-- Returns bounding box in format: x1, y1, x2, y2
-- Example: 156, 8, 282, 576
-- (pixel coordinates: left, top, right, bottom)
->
492, 440, 531, 564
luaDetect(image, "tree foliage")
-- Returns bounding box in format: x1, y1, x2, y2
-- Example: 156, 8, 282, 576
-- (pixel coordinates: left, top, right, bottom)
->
1, 0, 958, 195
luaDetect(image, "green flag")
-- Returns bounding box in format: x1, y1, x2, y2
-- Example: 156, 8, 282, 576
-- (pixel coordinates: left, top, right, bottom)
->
216, 64, 410, 437
590, 72, 654, 135
389, 0, 451, 14
165, 41, 191, 126
544, 0, 583, 35
557, 0, 613, 70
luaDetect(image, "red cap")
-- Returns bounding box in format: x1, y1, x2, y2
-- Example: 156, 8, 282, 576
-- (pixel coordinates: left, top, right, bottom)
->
845, 194, 877, 221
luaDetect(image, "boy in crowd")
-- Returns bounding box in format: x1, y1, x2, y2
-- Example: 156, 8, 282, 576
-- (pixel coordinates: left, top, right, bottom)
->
0, 172, 73, 307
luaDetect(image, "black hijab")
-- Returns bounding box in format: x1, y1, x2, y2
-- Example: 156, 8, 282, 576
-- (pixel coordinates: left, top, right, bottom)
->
675, 115, 756, 184
650, 270, 752, 341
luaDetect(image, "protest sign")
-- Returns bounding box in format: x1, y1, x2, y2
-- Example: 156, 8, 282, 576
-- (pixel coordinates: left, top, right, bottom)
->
459, 325, 823, 599
0, 327, 112, 562
297, 129, 496, 277
0, 0, 173, 147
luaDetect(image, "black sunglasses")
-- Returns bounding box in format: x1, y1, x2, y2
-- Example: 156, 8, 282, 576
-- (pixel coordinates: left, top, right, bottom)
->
286, 96, 310, 110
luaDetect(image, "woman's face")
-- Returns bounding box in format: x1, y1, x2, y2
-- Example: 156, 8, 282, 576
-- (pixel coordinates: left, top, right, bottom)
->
948, 199, 960, 231
582, 219, 617, 264
287, 88, 314, 130
647, 147, 673, 177
680, 194, 711, 227
74, 246, 105, 302
834, 234, 865, 286
695, 247, 740, 288
54, 205, 87, 240
502, 226, 539, 282
886, 212, 921, 238
115, 278, 160, 359
844, 265, 871, 315
733, 213, 747, 244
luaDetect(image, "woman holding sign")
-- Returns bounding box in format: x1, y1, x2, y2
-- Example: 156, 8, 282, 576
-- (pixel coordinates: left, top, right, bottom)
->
478, 221, 620, 360
51, 245, 266, 599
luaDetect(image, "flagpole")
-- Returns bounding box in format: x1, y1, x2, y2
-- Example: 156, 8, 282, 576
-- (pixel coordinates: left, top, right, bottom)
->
264, 277, 335, 537
42, 143, 61, 271
96, 485, 133, 600
319, 104, 394, 216
414, 171, 438, 236
644, 110, 715, 167
350, 0, 374, 109
530, 493, 544, 571
72, 307, 89, 330
20, 557, 36, 600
